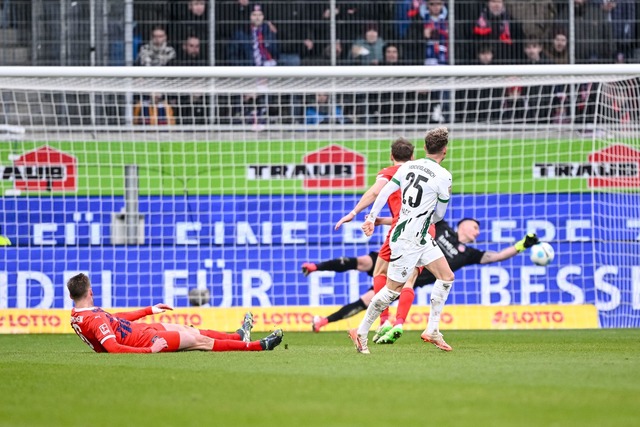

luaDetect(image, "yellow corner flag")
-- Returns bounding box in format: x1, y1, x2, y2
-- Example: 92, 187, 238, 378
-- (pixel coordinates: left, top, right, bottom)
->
0, 236, 12, 246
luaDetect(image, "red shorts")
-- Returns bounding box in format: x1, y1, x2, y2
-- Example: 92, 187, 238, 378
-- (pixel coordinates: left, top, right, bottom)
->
131, 323, 181, 352
154, 331, 182, 352
378, 232, 392, 262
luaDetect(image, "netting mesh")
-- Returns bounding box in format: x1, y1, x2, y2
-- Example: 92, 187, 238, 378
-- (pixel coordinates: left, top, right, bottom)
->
0, 68, 639, 330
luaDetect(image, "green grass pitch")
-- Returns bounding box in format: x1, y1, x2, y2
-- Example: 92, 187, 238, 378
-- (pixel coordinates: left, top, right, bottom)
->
1, 330, 639, 427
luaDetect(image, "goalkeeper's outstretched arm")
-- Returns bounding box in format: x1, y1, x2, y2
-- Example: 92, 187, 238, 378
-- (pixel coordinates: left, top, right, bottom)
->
480, 233, 539, 264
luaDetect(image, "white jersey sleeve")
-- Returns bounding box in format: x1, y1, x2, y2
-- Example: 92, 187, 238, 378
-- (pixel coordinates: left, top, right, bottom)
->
433, 169, 452, 223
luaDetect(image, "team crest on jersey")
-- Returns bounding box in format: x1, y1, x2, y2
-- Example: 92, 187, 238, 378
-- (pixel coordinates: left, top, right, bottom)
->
401, 267, 408, 278
458, 244, 466, 252
99, 323, 110, 335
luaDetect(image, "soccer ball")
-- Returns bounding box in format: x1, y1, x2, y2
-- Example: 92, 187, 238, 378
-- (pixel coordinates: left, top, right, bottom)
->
529, 242, 555, 266
188, 288, 210, 306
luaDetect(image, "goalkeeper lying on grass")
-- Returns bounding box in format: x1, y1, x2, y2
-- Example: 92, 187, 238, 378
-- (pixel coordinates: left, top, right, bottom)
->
67, 273, 283, 353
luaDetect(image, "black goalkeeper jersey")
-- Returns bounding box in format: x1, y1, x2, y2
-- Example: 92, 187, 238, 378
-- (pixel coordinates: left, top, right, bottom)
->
414, 221, 485, 288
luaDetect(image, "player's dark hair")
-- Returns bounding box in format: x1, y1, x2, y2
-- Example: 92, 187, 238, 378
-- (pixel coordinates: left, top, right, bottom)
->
391, 137, 414, 162
67, 273, 91, 300
425, 127, 449, 154
457, 218, 480, 228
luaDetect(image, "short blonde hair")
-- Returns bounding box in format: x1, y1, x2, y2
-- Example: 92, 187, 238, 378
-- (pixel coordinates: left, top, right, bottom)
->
425, 127, 449, 154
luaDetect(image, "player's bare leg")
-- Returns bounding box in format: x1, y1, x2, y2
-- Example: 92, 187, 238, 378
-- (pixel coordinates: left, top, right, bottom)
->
350, 277, 403, 354
163, 325, 282, 352
420, 257, 455, 351
371, 257, 393, 342
161, 323, 244, 341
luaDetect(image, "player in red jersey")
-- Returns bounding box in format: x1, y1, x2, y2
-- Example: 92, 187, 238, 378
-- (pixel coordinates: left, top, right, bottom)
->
324, 137, 421, 339
68, 273, 283, 353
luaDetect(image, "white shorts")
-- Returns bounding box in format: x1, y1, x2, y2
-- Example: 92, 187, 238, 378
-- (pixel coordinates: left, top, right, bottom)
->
387, 237, 444, 283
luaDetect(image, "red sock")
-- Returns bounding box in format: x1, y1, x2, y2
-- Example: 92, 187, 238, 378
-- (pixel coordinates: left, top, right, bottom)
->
211, 340, 262, 351
394, 288, 415, 326
373, 274, 390, 324
199, 329, 241, 340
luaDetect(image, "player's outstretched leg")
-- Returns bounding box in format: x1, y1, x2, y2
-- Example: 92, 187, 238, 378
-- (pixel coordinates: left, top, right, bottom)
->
302, 257, 359, 276
301, 262, 318, 276
313, 296, 369, 332
260, 329, 284, 350
236, 312, 254, 343
312, 315, 329, 332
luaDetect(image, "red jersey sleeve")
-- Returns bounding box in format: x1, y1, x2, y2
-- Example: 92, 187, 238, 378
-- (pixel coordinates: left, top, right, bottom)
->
113, 307, 153, 322
101, 337, 152, 353
377, 165, 403, 221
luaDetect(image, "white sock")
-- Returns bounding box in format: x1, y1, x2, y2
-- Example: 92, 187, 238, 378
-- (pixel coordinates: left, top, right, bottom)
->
426, 280, 453, 335
357, 287, 400, 336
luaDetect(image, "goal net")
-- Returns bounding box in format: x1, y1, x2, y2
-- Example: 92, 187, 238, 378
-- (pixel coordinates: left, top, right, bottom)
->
0, 65, 638, 332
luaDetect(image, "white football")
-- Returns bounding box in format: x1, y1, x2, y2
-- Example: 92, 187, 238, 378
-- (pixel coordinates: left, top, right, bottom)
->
530, 242, 555, 266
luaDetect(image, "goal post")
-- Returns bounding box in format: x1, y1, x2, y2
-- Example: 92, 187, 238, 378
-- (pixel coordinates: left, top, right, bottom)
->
0, 65, 638, 332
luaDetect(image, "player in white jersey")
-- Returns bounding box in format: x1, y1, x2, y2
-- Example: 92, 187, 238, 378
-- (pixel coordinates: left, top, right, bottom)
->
349, 127, 455, 354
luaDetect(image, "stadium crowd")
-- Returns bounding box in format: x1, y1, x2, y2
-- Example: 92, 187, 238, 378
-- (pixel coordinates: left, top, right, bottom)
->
125, 0, 637, 67
2, 0, 638, 126
128, 0, 639, 126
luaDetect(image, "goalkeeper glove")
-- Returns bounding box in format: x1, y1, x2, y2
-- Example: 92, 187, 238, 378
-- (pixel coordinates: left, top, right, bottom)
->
515, 233, 539, 253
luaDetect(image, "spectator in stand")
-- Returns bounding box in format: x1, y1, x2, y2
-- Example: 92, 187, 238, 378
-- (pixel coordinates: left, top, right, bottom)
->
382, 43, 401, 65
505, 0, 556, 47
557, 0, 613, 63
136, 26, 176, 66
597, 0, 636, 63
305, 93, 350, 125
173, 35, 208, 66
349, 23, 386, 65
216, 0, 254, 64
217, 0, 253, 40
472, 0, 525, 64
406, 0, 449, 65
523, 39, 550, 65
546, 26, 568, 64
133, 93, 176, 125
338, 1, 375, 49
229, 4, 278, 66
134, 0, 168, 46
315, 2, 373, 61
268, 0, 319, 66
169, 0, 209, 63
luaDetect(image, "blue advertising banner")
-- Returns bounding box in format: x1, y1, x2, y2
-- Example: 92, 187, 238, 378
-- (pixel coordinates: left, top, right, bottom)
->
1, 194, 639, 328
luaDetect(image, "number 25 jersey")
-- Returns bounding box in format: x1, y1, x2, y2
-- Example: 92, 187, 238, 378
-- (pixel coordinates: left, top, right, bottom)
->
390, 158, 452, 246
